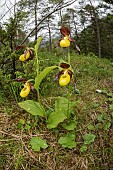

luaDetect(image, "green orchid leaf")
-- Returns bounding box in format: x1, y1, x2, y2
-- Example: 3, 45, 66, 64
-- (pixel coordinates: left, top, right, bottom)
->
55, 96, 68, 112
35, 36, 43, 55
30, 137, 48, 151
55, 96, 72, 117
58, 133, 76, 149
34, 66, 58, 92
18, 100, 45, 117
47, 111, 67, 129
83, 133, 96, 145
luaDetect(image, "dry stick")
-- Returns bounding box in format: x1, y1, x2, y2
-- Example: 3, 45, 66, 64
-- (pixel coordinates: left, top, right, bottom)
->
19, 0, 76, 45
1, 130, 21, 139
0, 130, 28, 140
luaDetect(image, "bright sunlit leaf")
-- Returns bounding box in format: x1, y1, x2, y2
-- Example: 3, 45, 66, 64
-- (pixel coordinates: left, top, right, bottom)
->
34, 66, 58, 92
35, 36, 43, 55
18, 100, 45, 117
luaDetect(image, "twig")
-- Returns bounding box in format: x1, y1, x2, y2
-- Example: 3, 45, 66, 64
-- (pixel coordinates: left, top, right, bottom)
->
0, 130, 28, 140
1, 130, 21, 139
24, 145, 38, 161
0, 138, 20, 141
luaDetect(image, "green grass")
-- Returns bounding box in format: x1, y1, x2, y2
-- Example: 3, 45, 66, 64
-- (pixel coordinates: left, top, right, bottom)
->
0, 52, 113, 170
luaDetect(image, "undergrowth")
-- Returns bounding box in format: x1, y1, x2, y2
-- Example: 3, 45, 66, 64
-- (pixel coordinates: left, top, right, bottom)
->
0, 52, 113, 170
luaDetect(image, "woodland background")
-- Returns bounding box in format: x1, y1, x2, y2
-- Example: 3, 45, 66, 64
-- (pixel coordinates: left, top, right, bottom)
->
0, 0, 113, 170
0, 0, 113, 75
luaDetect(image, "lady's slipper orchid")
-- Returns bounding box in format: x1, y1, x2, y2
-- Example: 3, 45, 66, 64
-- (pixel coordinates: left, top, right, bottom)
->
14, 78, 35, 98
18, 48, 34, 62
20, 82, 31, 98
60, 36, 70, 48
59, 27, 73, 48
19, 51, 30, 61
58, 27, 81, 53
59, 71, 70, 86
55, 62, 73, 86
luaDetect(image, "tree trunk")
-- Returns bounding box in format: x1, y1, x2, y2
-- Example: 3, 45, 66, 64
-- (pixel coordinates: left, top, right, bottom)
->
59, 9, 63, 26
47, 18, 52, 52
35, 0, 38, 40
89, 0, 101, 57
95, 18, 101, 57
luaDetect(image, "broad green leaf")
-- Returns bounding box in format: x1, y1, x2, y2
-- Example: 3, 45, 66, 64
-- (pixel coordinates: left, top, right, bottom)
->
34, 66, 58, 92
80, 145, 87, 152
55, 96, 68, 112
58, 133, 76, 149
62, 120, 77, 130
30, 137, 48, 151
55, 96, 72, 117
18, 100, 45, 117
47, 111, 67, 129
83, 133, 96, 145
35, 36, 43, 54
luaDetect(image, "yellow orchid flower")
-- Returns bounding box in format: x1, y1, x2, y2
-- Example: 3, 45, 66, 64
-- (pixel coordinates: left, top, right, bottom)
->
59, 72, 70, 86
20, 82, 30, 97
60, 36, 70, 48
19, 50, 30, 61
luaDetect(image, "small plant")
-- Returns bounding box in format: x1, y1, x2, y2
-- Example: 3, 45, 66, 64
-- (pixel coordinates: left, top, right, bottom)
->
96, 89, 113, 130
58, 132, 77, 149
30, 137, 48, 151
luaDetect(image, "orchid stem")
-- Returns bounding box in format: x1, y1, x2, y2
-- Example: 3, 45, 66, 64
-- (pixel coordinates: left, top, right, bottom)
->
35, 48, 40, 103
67, 84, 71, 119
67, 47, 71, 119
36, 51, 39, 75
68, 48, 70, 64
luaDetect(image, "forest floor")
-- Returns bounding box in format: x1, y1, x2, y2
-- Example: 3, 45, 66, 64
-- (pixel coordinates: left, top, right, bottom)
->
0, 52, 113, 170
